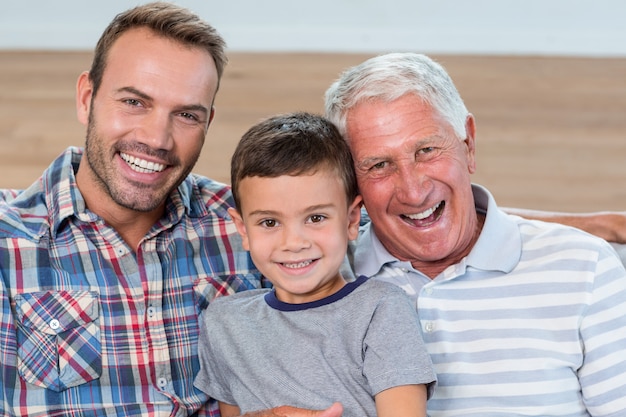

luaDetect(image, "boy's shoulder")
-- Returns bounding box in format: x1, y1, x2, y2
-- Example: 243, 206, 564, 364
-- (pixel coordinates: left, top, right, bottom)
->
208, 288, 271, 310
356, 276, 408, 296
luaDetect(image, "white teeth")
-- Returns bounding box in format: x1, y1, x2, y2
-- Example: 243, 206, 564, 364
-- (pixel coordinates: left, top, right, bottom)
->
405, 201, 441, 220
120, 153, 165, 173
283, 260, 313, 269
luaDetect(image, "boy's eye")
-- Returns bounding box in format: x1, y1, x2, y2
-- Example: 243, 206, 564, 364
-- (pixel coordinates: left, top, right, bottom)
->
260, 219, 277, 228
308, 214, 326, 223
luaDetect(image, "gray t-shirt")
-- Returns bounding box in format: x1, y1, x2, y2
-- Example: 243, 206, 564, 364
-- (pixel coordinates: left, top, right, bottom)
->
194, 276, 436, 417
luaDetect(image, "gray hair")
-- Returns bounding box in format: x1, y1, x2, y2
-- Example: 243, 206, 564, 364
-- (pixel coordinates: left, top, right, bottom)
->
324, 52, 469, 141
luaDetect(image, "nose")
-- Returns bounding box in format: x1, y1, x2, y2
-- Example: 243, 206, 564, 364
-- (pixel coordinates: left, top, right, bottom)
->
280, 224, 311, 252
393, 163, 432, 204
136, 109, 174, 151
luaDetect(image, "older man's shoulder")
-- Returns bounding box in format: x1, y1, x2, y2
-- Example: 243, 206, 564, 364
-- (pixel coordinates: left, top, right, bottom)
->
513, 214, 626, 266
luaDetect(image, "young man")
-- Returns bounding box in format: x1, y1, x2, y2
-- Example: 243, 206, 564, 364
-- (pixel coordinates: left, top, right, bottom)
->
0, 3, 264, 416
194, 112, 436, 417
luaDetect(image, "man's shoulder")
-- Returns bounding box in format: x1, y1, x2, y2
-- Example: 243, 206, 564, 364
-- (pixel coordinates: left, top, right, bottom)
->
0, 147, 77, 239
184, 174, 235, 214
0, 187, 49, 240
512, 214, 625, 266
0, 188, 20, 204
514, 214, 610, 244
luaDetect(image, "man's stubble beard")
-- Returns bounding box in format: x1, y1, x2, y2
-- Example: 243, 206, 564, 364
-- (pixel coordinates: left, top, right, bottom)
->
83, 111, 200, 213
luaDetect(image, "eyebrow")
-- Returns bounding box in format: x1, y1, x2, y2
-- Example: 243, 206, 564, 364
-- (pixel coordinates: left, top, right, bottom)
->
117, 86, 210, 117
179, 103, 210, 117
117, 86, 152, 101
247, 203, 337, 218
356, 136, 441, 167
306, 203, 337, 212
247, 209, 280, 218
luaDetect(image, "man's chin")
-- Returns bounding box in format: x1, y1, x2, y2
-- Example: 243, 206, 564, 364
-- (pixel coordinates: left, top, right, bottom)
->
111, 190, 168, 213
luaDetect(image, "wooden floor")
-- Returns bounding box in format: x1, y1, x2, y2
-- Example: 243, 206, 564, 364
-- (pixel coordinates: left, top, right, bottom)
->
1, 51, 625, 211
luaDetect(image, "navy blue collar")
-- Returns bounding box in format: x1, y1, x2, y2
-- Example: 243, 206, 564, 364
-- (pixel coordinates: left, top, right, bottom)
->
265, 275, 368, 311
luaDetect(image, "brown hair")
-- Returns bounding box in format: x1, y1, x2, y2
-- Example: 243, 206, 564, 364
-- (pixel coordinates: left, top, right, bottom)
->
230, 112, 358, 211
89, 1, 227, 97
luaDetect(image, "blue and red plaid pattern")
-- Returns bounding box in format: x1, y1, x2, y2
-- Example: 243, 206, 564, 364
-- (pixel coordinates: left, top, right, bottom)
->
15, 290, 101, 392
0, 147, 263, 416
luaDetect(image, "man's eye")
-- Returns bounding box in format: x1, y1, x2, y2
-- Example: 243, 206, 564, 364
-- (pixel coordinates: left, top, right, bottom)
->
418, 147, 435, 154
180, 112, 199, 122
417, 146, 442, 158
371, 161, 387, 170
360, 160, 392, 179
124, 98, 142, 107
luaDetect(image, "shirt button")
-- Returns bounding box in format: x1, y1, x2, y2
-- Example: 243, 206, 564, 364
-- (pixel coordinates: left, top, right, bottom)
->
424, 322, 434, 332
423, 288, 433, 296
157, 377, 168, 389
147, 307, 156, 318
49, 319, 60, 330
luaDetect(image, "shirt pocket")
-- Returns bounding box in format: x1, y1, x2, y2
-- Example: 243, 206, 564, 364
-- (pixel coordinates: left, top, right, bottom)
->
14, 290, 102, 392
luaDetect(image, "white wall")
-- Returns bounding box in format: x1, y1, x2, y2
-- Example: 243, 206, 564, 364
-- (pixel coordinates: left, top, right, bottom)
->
1, 0, 625, 56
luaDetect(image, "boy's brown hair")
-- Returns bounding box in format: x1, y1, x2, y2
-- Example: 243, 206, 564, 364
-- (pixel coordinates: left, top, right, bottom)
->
230, 112, 358, 211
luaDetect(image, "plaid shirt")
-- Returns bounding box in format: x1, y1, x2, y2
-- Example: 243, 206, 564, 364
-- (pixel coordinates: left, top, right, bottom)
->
0, 147, 262, 416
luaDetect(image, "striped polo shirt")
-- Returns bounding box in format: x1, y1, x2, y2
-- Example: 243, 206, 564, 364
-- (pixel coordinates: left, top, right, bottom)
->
349, 184, 626, 416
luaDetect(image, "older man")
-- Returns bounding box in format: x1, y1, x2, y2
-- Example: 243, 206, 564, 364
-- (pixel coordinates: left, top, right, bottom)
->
325, 53, 626, 416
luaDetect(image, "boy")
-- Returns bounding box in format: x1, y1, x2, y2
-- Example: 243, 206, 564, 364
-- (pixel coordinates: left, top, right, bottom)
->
194, 112, 436, 417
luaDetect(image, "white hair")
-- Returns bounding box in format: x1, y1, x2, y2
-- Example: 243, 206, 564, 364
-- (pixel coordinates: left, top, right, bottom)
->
324, 52, 469, 141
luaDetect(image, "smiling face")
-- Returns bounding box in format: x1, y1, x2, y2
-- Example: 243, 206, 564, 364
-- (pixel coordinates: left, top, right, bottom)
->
75, 27, 218, 216
229, 168, 362, 304
346, 93, 480, 278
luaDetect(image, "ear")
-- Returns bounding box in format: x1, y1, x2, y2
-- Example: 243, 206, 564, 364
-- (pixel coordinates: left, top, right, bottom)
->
203, 107, 216, 134
463, 113, 477, 174
76, 71, 93, 126
346, 195, 363, 241
208, 106, 216, 125
228, 207, 250, 251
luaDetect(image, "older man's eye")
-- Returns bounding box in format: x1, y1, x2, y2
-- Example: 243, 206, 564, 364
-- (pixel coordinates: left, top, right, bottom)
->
418, 147, 435, 154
